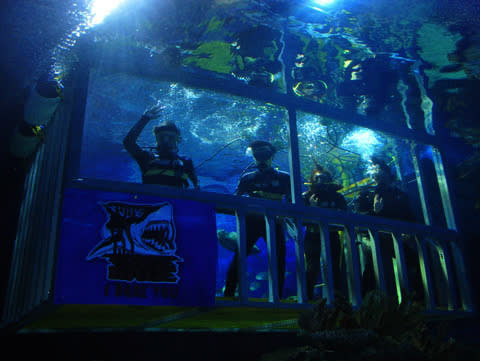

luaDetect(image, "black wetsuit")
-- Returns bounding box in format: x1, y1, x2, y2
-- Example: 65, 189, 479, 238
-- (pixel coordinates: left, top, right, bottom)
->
355, 184, 414, 221
303, 184, 347, 300
224, 166, 290, 298
123, 116, 198, 188
354, 183, 421, 300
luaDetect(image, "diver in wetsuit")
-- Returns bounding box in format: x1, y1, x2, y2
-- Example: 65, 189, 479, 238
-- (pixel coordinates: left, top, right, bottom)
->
303, 165, 347, 300
224, 140, 290, 298
123, 103, 198, 189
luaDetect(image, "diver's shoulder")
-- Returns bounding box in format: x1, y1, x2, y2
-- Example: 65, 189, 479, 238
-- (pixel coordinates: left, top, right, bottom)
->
241, 169, 259, 181
276, 169, 290, 177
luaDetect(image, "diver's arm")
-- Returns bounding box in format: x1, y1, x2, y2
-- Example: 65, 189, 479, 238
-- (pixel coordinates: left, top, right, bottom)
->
123, 104, 164, 156
234, 176, 247, 196
184, 159, 199, 189
123, 115, 151, 156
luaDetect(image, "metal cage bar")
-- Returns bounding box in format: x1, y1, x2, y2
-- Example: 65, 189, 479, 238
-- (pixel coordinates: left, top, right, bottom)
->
431, 147, 457, 231
293, 217, 307, 304
416, 236, 436, 310
392, 232, 411, 294
235, 210, 248, 304
369, 229, 387, 293
410, 143, 432, 226
450, 242, 474, 311
437, 239, 458, 311
343, 225, 362, 307
265, 212, 279, 303
319, 223, 334, 305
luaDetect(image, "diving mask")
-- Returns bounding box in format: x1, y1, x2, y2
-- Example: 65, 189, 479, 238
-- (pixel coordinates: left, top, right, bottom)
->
251, 145, 274, 162
155, 130, 179, 151
313, 172, 332, 185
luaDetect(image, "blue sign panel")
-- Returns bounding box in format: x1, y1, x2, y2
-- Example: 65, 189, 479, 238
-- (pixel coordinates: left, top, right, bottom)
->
55, 188, 217, 306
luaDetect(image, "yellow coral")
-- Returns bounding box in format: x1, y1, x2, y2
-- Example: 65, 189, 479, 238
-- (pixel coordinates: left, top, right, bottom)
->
183, 41, 234, 74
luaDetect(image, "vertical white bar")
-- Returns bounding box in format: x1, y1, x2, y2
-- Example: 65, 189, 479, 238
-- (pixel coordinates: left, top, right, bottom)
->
410, 143, 432, 225
344, 225, 362, 307
265, 213, 279, 304
431, 147, 457, 230
235, 210, 248, 304
293, 217, 307, 304
392, 232, 410, 294
319, 223, 334, 305
437, 239, 458, 311
416, 236, 436, 310
369, 230, 387, 293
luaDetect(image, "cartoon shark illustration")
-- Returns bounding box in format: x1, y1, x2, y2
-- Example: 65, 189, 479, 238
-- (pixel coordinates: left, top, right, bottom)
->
87, 201, 177, 260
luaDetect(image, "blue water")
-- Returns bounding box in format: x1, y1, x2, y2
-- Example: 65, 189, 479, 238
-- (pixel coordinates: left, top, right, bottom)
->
3, 0, 479, 299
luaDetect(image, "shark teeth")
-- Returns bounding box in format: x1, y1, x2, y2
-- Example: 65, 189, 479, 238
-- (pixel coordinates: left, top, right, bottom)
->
141, 221, 174, 252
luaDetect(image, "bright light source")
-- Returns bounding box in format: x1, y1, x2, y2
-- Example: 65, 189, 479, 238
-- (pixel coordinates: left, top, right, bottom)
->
88, 0, 126, 26
341, 129, 382, 160
313, 0, 336, 6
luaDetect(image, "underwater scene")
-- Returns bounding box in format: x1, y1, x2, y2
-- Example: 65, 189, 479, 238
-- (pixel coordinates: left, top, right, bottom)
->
58, 0, 479, 301
3, 0, 479, 303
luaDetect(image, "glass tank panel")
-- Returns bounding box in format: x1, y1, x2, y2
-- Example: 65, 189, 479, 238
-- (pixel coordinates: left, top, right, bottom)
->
79, 68, 290, 195
296, 111, 425, 224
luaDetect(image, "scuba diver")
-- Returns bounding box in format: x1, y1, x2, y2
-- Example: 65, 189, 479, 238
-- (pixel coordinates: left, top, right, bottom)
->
355, 156, 413, 221
338, 55, 402, 116
354, 156, 422, 301
3, 71, 63, 316
123, 103, 199, 189
224, 140, 290, 298
303, 165, 347, 300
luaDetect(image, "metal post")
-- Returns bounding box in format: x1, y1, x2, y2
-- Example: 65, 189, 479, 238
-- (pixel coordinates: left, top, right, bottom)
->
235, 210, 248, 304
265, 213, 279, 304
392, 232, 410, 294
410, 143, 432, 226
369, 229, 387, 293
343, 225, 362, 307
287, 107, 303, 205
416, 236, 436, 310
293, 217, 307, 304
437, 239, 458, 311
450, 242, 474, 311
319, 223, 334, 305
431, 146, 457, 231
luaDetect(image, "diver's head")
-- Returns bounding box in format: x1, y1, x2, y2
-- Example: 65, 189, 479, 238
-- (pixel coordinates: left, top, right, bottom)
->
309, 165, 333, 191
369, 156, 394, 185
153, 121, 181, 153
248, 140, 276, 170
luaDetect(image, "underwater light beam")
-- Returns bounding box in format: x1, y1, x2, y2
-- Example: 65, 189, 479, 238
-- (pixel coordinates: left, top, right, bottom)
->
341, 129, 382, 160
88, 0, 127, 26
312, 0, 336, 6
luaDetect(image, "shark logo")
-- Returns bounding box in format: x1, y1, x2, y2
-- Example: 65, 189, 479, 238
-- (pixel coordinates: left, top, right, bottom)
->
87, 201, 183, 284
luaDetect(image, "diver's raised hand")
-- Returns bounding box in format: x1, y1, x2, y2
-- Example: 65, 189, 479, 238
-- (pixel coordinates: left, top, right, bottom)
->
373, 193, 384, 214
143, 103, 165, 120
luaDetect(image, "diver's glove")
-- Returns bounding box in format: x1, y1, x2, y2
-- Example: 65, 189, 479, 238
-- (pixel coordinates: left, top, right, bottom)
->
24, 72, 62, 127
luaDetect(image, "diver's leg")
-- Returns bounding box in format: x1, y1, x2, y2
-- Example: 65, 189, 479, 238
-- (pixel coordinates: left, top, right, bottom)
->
224, 251, 239, 297
224, 215, 259, 297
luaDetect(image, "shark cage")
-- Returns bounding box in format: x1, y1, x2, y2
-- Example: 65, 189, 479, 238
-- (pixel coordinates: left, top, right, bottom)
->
2, 32, 474, 333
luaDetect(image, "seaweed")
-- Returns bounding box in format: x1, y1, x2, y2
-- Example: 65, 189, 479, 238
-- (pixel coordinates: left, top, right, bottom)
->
262, 290, 472, 361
